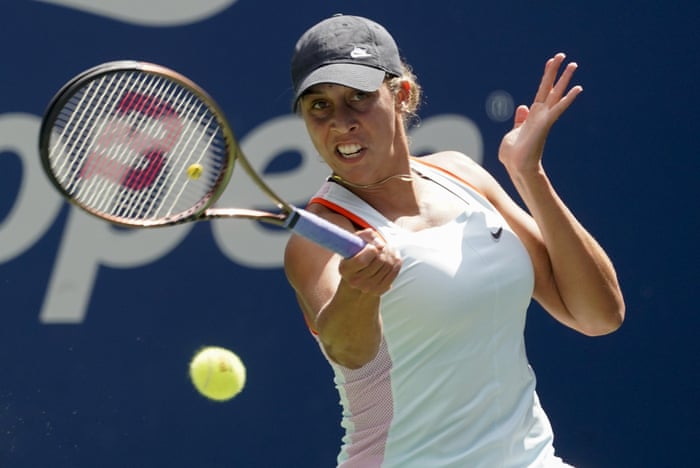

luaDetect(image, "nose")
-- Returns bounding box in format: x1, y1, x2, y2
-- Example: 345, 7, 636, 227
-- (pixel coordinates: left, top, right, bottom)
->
331, 103, 358, 133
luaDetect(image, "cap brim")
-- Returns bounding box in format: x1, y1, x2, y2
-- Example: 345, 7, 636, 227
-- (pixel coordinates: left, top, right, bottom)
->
293, 63, 386, 106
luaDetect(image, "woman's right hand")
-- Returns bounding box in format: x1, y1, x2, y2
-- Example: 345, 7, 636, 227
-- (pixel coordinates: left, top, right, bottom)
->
337, 229, 402, 296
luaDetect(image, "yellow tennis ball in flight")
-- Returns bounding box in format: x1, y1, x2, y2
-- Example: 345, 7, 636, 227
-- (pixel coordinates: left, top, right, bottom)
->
189, 346, 246, 401
187, 163, 203, 180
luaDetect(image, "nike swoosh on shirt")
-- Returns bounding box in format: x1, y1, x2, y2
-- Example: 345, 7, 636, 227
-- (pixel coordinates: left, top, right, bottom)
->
490, 227, 503, 240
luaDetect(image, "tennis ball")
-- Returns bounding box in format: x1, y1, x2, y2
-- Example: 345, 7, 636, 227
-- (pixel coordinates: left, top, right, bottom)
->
186, 163, 203, 180
189, 346, 246, 401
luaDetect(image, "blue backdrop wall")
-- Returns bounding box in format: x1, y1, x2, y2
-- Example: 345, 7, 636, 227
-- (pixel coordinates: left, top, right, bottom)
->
1, 1, 697, 467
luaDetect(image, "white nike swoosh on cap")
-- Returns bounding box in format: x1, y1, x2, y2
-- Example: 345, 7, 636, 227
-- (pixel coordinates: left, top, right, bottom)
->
350, 47, 373, 58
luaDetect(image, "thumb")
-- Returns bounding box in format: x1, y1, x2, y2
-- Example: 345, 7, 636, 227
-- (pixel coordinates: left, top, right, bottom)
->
356, 229, 385, 248
513, 105, 529, 128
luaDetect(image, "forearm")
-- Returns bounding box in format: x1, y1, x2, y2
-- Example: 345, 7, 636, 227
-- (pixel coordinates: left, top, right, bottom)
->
509, 165, 625, 335
315, 280, 383, 369
287, 227, 399, 368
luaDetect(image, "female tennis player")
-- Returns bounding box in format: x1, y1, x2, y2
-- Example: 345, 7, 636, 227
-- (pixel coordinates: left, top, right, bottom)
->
284, 14, 625, 467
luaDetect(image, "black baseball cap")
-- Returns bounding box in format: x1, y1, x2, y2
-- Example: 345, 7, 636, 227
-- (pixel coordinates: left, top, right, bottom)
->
291, 15, 403, 109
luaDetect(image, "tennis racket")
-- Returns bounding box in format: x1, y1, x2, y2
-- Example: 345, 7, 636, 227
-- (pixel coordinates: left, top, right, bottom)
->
38, 61, 365, 258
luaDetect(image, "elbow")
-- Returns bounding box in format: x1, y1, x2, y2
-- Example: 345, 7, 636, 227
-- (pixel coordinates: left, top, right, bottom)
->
317, 324, 381, 370
323, 341, 378, 369
579, 318, 623, 337
579, 302, 626, 337
316, 309, 383, 370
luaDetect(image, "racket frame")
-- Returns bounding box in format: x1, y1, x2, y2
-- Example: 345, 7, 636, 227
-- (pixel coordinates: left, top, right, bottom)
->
39, 60, 293, 228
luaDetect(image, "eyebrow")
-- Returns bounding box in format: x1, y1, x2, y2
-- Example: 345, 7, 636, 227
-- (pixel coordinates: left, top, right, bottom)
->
303, 84, 338, 97
300, 89, 321, 99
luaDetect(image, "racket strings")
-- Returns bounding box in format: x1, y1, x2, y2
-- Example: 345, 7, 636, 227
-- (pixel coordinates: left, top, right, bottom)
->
86, 72, 156, 216
48, 69, 229, 224
153, 84, 227, 219
55, 71, 153, 215
52, 73, 122, 192
108, 73, 184, 220
160, 92, 215, 214
165, 101, 220, 217
118, 75, 182, 219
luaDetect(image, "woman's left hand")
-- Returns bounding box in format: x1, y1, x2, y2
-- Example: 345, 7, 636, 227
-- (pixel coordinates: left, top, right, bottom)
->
488, 53, 624, 336
499, 53, 583, 175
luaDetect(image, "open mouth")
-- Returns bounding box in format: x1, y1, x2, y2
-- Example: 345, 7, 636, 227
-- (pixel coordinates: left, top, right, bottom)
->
337, 143, 363, 159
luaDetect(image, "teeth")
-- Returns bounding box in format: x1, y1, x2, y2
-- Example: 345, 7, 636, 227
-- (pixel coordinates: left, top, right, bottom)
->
337, 144, 362, 157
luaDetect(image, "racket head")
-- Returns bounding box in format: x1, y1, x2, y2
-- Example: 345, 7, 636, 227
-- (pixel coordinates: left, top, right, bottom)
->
39, 61, 237, 227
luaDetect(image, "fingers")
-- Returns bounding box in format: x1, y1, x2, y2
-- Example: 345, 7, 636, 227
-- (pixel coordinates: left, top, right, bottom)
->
512, 105, 529, 128
533, 54, 561, 103
339, 229, 401, 295
556, 83, 583, 114
533, 53, 582, 107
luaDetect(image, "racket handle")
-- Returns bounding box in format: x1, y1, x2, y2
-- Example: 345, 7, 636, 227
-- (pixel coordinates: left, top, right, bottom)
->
286, 208, 366, 258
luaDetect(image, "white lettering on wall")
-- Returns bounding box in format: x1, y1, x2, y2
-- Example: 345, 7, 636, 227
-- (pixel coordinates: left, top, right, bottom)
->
0, 112, 483, 323
0, 114, 63, 262
212, 116, 329, 268
40, 210, 191, 323
33, 0, 238, 26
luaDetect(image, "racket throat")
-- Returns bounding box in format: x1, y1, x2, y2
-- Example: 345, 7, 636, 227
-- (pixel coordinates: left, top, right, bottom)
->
204, 208, 288, 226
283, 209, 301, 229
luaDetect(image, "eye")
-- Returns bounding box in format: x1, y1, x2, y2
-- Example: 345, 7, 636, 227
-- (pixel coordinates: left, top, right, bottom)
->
349, 90, 369, 102
310, 99, 329, 110
303, 98, 333, 119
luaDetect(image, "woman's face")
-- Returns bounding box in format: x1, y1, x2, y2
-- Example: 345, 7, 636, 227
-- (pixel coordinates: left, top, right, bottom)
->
298, 83, 407, 186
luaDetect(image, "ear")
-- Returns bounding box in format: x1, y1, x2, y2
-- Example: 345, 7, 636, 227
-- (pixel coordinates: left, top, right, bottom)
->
395, 80, 411, 112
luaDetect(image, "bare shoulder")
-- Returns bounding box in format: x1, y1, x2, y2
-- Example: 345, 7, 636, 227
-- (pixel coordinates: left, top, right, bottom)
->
418, 151, 499, 195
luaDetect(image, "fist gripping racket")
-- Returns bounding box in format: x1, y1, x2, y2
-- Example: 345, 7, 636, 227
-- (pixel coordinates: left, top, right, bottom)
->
38, 61, 365, 258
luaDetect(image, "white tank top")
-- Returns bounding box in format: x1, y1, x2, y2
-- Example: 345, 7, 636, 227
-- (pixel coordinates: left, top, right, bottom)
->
309, 158, 572, 468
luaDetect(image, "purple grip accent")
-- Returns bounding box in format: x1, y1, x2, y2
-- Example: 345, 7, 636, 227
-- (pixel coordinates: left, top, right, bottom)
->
287, 208, 365, 258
